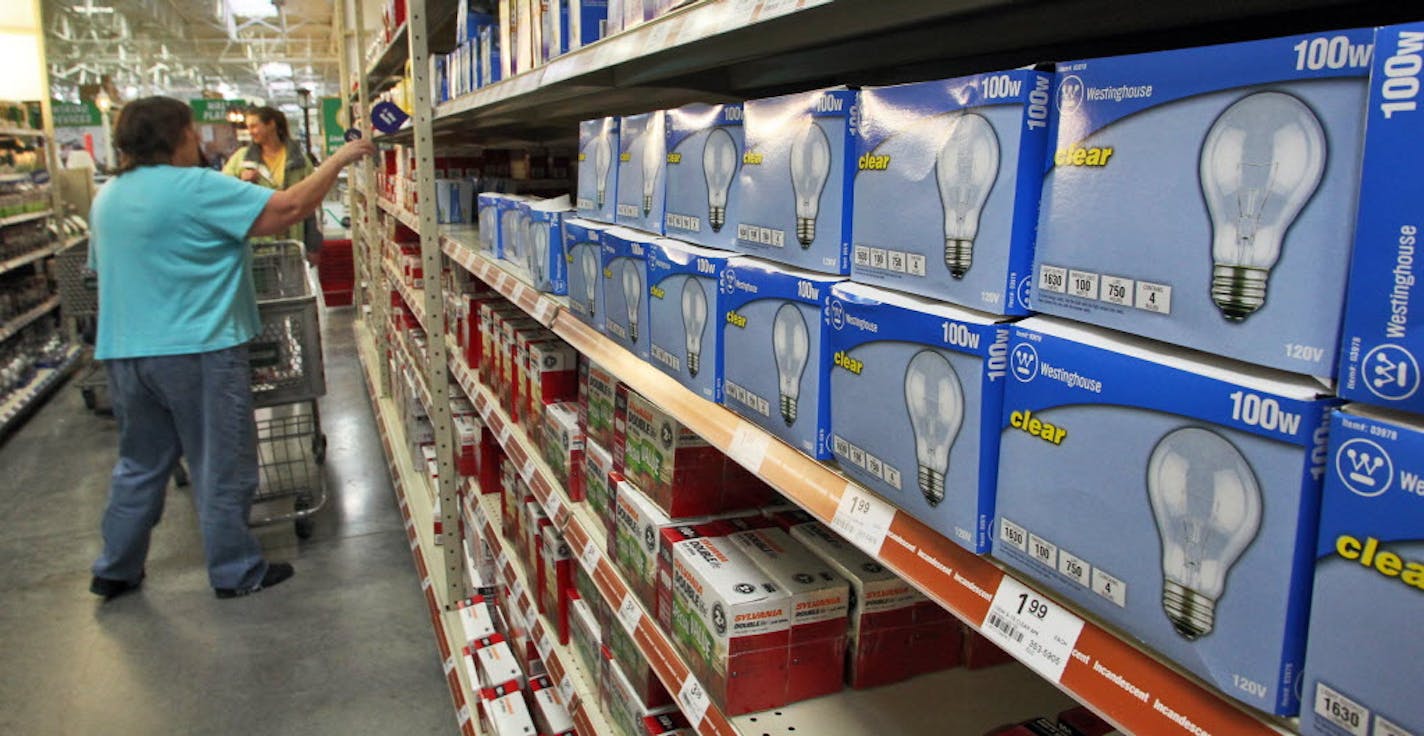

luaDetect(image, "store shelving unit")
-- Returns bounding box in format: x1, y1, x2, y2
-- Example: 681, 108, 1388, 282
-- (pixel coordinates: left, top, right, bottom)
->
339, 1, 1419, 734
0, 344, 81, 436
0, 296, 60, 344
0, 209, 52, 229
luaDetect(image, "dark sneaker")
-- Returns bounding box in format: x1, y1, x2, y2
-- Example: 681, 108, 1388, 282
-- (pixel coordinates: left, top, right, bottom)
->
214, 562, 295, 599
91, 571, 145, 600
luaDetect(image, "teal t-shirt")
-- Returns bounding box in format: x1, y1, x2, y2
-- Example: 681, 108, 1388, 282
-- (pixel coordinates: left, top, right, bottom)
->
90, 166, 275, 359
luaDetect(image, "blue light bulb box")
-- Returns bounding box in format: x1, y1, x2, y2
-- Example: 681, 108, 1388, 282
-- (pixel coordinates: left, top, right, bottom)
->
601, 226, 655, 362
496, 194, 532, 263
526, 196, 572, 295
994, 316, 1336, 715
853, 69, 1051, 315
1337, 23, 1424, 415
719, 258, 845, 459
615, 110, 667, 234
664, 103, 744, 251
1032, 28, 1376, 377
1300, 404, 1424, 736
737, 88, 858, 275
564, 217, 610, 333
827, 282, 1014, 554
646, 238, 745, 403
477, 192, 502, 254
577, 117, 620, 224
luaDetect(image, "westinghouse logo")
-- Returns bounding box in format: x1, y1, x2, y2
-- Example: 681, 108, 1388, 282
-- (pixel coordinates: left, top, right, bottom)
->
1011, 344, 1039, 383
1057, 75, 1085, 112
1335, 438, 1393, 497
1362, 345, 1420, 402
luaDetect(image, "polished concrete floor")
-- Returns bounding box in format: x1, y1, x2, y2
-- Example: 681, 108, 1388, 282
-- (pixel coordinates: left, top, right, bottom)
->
0, 308, 456, 735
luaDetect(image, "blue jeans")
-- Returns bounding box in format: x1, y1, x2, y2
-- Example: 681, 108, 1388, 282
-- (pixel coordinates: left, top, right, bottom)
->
93, 344, 268, 590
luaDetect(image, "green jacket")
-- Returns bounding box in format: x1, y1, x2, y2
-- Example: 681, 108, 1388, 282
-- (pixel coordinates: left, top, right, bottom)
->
223, 139, 319, 250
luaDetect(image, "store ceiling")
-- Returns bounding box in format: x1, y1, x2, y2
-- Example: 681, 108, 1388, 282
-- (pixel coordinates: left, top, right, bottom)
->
42, 0, 340, 111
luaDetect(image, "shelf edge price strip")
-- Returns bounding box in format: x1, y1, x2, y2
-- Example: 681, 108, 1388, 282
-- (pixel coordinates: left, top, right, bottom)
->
979, 575, 1084, 683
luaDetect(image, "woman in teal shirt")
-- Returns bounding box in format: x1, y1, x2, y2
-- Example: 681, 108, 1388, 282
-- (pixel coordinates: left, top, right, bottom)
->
87, 97, 373, 600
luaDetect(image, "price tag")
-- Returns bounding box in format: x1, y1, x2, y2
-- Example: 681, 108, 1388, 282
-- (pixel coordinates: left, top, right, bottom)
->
544, 493, 565, 525
421, 576, 433, 592
496, 551, 509, 573
512, 579, 527, 607
830, 485, 895, 555
511, 282, 530, 305
677, 674, 711, 728
457, 704, 472, 727
580, 539, 603, 572
617, 593, 642, 634
521, 457, 536, 483
443, 656, 457, 675
533, 298, 556, 324
497, 421, 512, 446
980, 576, 1085, 682
558, 675, 576, 705
725, 422, 769, 474
538, 630, 553, 660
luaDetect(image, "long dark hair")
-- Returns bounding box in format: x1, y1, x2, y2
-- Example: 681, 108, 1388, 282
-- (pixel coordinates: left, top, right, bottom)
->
113, 96, 193, 175
247, 106, 291, 144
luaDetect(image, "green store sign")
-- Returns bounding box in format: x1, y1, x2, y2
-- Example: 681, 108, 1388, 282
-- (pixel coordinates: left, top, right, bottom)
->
189, 99, 247, 124
321, 97, 345, 157
51, 101, 102, 127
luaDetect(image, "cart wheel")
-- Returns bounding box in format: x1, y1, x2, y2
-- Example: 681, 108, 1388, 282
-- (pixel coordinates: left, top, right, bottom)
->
174, 462, 190, 487
82, 387, 97, 411
312, 433, 327, 464
294, 495, 315, 539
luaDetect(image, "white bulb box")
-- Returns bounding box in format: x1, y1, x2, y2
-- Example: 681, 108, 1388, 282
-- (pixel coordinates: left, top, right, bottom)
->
541, 401, 585, 501
646, 238, 745, 403
615, 111, 667, 233
564, 217, 610, 333
566, 0, 608, 50
578, 117, 621, 224
525, 196, 573, 295
495, 194, 533, 262
853, 70, 1051, 314
664, 103, 744, 251
601, 226, 654, 361
827, 282, 1014, 554
528, 674, 576, 736
737, 88, 858, 275
568, 595, 603, 693
456, 594, 498, 643
481, 679, 537, 736
1337, 22, 1424, 414
719, 258, 845, 459
584, 438, 617, 531
1033, 28, 1376, 378
993, 316, 1336, 715
1300, 405, 1424, 736
611, 476, 680, 611
670, 534, 792, 716
727, 527, 850, 703
524, 339, 579, 434
474, 633, 527, 690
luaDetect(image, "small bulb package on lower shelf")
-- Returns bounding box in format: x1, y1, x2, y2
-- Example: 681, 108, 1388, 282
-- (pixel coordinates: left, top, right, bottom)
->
993, 316, 1337, 715
479, 301, 523, 385
611, 476, 681, 610
646, 238, 745, 403
720, 258, 844, 459
828, 281, 1014, 553
541, 402, 586, 501
539, 524, 574, 644
737, 87, 858, 275
501, 320, 548, 420
568, 594, 604, 686
606, 606, 674, 710
605, 656, 679, 736
641, 711, 695, 736
664, 103, 744, 251
528, 675, 576, 736
852, 69, 1051, 314
623, 390, 771, 518
564, 217, 611, 332
436, 178, 475, 224
727, 527, 850, 702
524, 196, 573, 295
1032, 27, 1377, 377
578, 117, 620, 224
457, 594, 498, 643
481, 679, 537, 736
583, 439, 617, 531
581, 358, 620, 451
1299, 405, 1424, 736
602, 227, 655, 361
670, 533, 791, 715
656, 521, 742, 634
615, 110, 667, 234
785, 515, 962, 689
452, 404, 484, 479
1336, 22, 1424, 414
473, 634, 526, 690
525, 339, 579, 433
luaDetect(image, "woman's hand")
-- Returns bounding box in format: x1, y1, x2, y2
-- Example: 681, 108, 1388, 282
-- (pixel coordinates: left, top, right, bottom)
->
239, 166, 260, 183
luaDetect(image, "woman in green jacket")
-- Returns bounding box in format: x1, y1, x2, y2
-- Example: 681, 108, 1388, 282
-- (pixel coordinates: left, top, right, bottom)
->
223, 106, 323, 261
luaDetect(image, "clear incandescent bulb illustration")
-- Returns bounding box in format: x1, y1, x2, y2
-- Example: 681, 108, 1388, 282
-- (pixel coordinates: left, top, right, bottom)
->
528, 224, 547, 285
1200, 91, 1326, 321
703, 128, 737, 233
681, 278, 708, 378
1147, 426, 1262, 640
622, 259, 642, 342
935, 112, 999, 279
789, 122, 831, 248
592, 132, 612, 208
641, 116, 664, 216
580, 245, 599, 318
771, 303, 809, 426
903, 350, 965, 506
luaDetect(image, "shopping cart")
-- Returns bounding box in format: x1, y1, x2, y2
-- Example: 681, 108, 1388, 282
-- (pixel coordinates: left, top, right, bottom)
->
52, 237, 111, 414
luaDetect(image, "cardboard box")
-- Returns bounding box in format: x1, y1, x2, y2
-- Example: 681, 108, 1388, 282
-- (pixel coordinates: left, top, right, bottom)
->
664, 103, 744, 251
474, 634, 526, 689
453, 405, 484, 479
542, 402, 586, 501
605, 656, 679, 736
601, 226, 656, 361
568, 595, 604, 685
568, 0, 608, 49
584, 438, 617, 532
525, 196, 573, 294
641, 711, 695, 736
605, 605, 674, 710
564, 217, 611, 332
582, 359, 620, 450
578, 117, 621, 223
654, 521, 742, 634
611, 477, 678, 610
853, 69, 1050, 314
993, 316, 1336, 715
540, 524, 574, 645
1033, 28, 1376, 377
481, 680, 538, 736
1336, 22, 1424, 413
727, 527, 849, 702
523, 338, 579, 430
646, 238, 745, 403
616, 111, 667, 233
670, 534, 791, 715
623, 390, 770, 518
828, 281, 1014, 553
1299, 405, 1424, 736
495, 194, 534, 263
456, 594, 498, 643
737, 88, 858, 275
720, 258, 844, 459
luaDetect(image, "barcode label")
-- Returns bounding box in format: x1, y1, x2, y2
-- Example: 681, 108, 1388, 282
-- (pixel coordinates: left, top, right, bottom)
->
985, 612, 1025, 644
